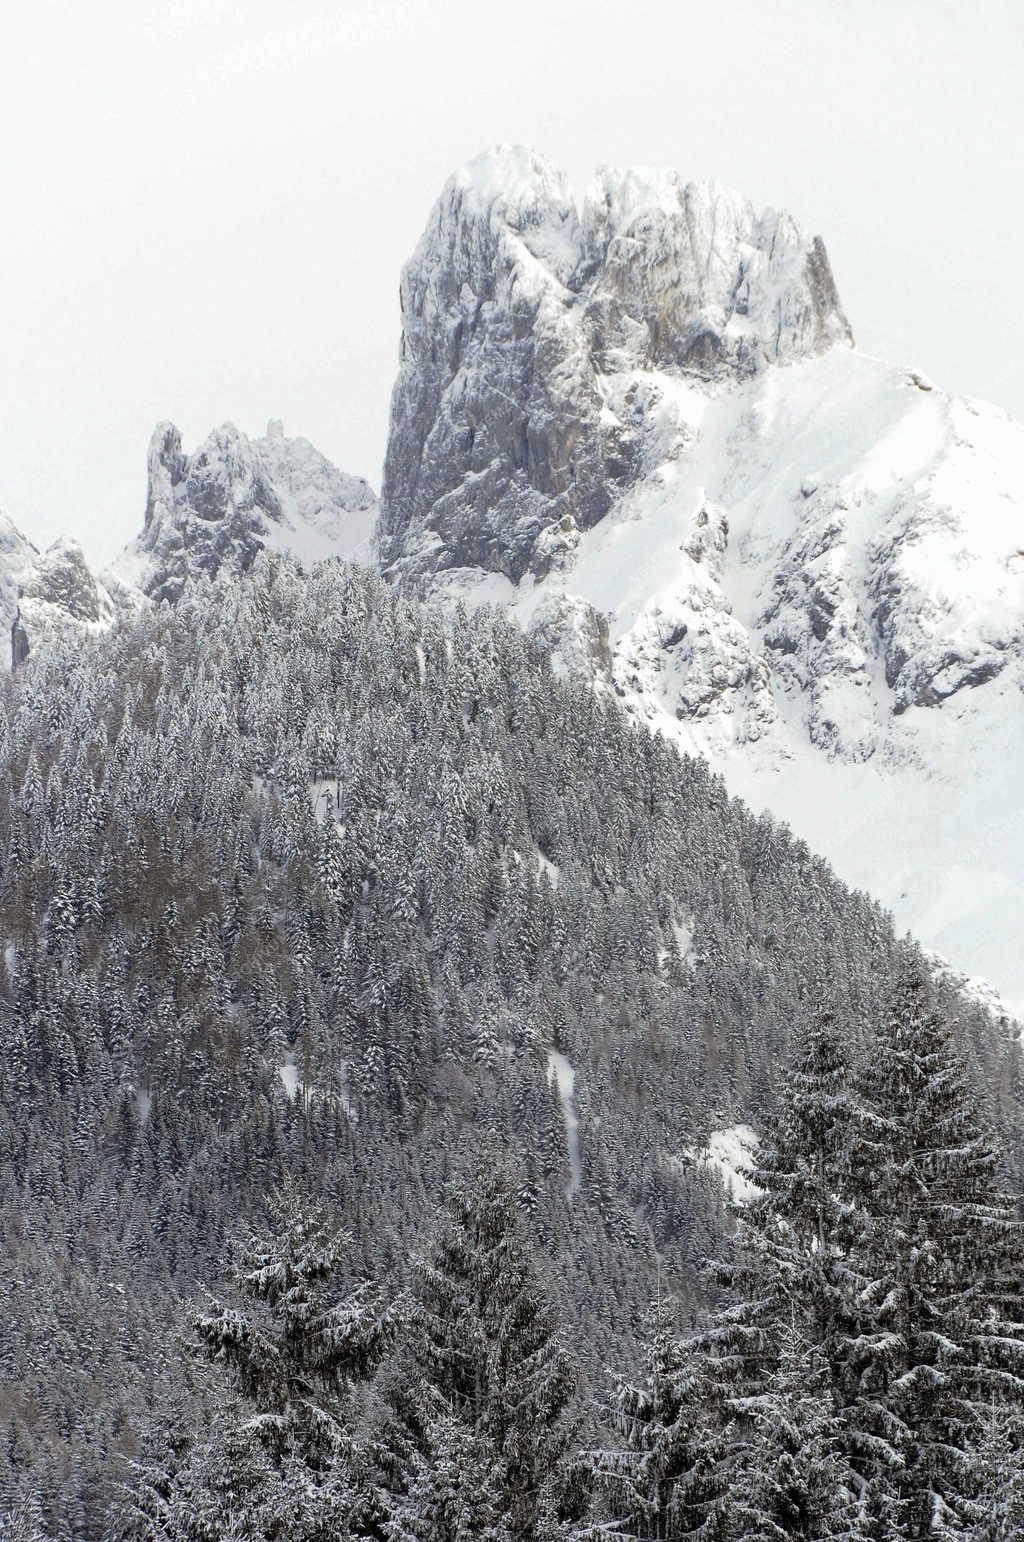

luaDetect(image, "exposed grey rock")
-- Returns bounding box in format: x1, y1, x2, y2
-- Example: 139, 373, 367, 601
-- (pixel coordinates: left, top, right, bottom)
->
530, 592, 613, 683
12, 537, 118, 664
757, 488, 875, 757
2, 512, 121, 668
378, 145, 851, 584
114, 419, 378, 602
0, 510, 39, 668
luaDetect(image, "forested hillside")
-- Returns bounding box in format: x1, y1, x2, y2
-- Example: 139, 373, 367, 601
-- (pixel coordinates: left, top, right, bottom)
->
1, 556, 1019, 1537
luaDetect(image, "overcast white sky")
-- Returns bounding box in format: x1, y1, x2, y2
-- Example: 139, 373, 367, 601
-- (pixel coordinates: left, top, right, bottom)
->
1, 0, 1021, 566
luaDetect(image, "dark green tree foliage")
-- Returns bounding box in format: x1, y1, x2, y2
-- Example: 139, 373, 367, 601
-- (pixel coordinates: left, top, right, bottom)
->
965, 1404, 1024, 1541
193, 1184, 389, 1469
632, 985, 1024, 1542
842, 978, 1024, 1536
725, 1328, 855, 1541
380, 1169, 582, 1542
0, 555, 1019, 1535
589, 1296, 727, 1541
384, 1412, 509, 1542
115, 1185, 388, 1542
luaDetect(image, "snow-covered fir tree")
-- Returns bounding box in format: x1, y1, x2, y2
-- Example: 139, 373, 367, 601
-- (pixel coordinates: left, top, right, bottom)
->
193, 1183, 390, 1468
965, 1404, 1024, 1540
375, 1166, 585, 1542
114, 1184, 391, 1542
649, 986, 1024, 1541
588, 1295, 727, 1540
841, 976, 1024, 1537
724, 1327, 856, 1541
384, 1411, 509, 1542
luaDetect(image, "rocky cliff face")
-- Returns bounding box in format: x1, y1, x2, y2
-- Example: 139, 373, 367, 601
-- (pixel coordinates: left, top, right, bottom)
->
378, 145, 851, 584
12, 537, 120, 665
113, 419, 378, 602
378, 147, 1024, 1005
0, 511, 41, 668
0, 514, 122, 668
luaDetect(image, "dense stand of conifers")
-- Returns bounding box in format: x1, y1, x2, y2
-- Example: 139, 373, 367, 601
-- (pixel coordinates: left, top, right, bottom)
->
0, 557, 1020, 1541
105, 983, 1023, 1541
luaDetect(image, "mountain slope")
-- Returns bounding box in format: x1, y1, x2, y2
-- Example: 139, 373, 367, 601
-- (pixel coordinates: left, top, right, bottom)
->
2, 555, 1018, 1535
379, 147, 1024, 1007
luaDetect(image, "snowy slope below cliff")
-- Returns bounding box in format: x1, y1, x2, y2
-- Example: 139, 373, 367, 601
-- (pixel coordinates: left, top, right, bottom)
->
424, 346, 1024, 1008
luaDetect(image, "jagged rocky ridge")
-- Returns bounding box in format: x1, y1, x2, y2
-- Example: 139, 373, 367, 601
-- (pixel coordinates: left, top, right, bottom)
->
0, 512, 121, 669
113, 418, 378, 602
0, 421, 378, 664
377, 146, 1024, 1006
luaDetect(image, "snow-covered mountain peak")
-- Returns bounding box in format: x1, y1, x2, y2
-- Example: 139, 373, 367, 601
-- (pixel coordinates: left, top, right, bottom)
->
452, 143, 577, 221
378, 147, 850, 586
578, 165, 852, 371
0, 513, 122, 668
378, 152, 1024, 1005
117, 418, 379, 601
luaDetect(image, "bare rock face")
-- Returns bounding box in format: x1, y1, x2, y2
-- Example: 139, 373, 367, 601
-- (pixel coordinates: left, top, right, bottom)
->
12, 538, 118, 665
0, 512, 121, 669
0, 511, 41, 668
115, 420, 378, 602
378, 145, 851, 584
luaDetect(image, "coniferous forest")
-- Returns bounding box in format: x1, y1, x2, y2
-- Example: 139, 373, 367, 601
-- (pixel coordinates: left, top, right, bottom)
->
1, 558, 1022, 1541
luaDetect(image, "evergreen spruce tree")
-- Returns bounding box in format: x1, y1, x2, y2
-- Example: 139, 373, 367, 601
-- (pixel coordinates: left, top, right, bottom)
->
117, 1184, 390, 1542
378, 1165, 585, 1542
726, 1008, 859, 1383
841, 976, 1024, 1537
965, 1403, 1024, 1541
725, 1326, 855, 1541
678, 1011, 862, 1516
589, 1295, 727, 1541
384, 1410, 508, 1542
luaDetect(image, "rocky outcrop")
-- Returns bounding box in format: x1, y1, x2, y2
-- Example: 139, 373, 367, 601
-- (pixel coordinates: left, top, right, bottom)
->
12, 538, 119, 664
114, 419, 378, 602
378, 145, 851, 584
1, 511, 41, 669
0, 512, 122, 669
3, 421, 379, 666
